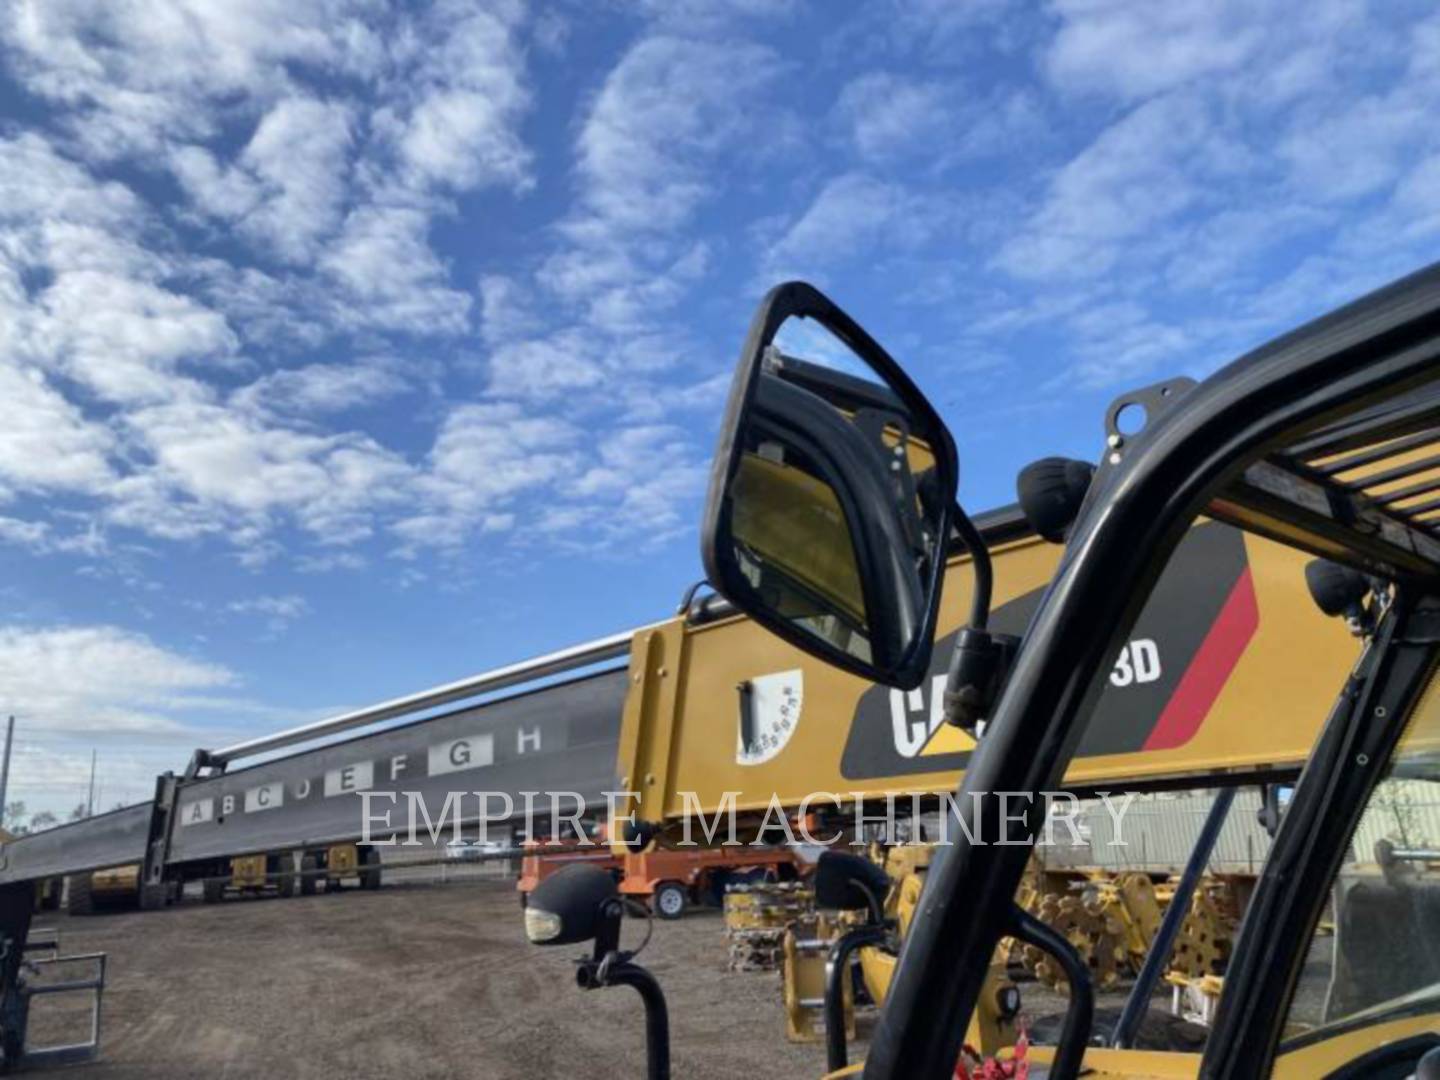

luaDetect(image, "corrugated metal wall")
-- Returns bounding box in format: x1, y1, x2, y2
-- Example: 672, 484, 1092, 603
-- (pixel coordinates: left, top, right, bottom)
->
1041, 782, 1440, 875
1040, 789, 1271, 873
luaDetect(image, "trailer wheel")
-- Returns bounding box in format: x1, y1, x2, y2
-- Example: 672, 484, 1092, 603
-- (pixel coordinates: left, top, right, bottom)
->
38, 879, 62, 912
66, 873, 94, 916
203, 877, 225, 904
300, 855, 318, 896
654, 881, 687, 920
139, 882, 169, 911
359, 846, 382, 890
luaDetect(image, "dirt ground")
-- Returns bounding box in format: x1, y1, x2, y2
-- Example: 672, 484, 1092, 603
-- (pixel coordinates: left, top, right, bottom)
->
27, 873, 1236, 1078
29, 878, 850, 1080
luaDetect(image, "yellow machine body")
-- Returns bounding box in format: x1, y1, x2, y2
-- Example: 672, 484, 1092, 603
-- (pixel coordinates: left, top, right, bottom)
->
608, 516, 1440, 1077
230, 854, 268, 890
326, 843, 359, 877
91, 864, 140, 897
616, 526, 1352, 829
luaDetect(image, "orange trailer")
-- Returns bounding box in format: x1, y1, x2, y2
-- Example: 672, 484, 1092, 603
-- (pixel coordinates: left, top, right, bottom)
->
619, 844, 803, 920
516, 838, 622, 908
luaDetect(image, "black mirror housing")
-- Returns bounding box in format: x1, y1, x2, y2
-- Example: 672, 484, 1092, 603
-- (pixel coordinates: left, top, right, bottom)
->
701, 282, 959, 691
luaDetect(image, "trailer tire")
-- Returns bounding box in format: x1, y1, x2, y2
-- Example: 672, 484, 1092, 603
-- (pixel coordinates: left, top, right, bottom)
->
67, 873, 94, 916
359, 846, 382, 890
300, 855, 318, 896
38, 879, 62, 912
203, 877, 225, 904
140, 882, 169, 911
654, 881, 687, 920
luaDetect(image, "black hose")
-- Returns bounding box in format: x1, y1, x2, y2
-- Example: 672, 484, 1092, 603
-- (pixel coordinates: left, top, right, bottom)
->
1009, 906, 1092, 1080
824, 925, 890, 1072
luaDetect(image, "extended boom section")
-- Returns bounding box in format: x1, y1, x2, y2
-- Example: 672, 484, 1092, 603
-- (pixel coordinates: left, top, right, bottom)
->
619, 513, 1353, 828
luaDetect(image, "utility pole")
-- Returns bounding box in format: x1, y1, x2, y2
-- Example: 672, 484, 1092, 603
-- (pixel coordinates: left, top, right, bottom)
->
0, 716, 12, 829
86, 749, 97, 818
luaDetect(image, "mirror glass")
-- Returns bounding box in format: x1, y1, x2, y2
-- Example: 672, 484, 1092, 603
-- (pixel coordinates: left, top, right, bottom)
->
714, 311, 947, 681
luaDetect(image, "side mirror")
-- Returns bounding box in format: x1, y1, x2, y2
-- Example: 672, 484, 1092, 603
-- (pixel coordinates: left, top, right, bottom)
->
701, 282, 958, 690
813, 850, 892, 924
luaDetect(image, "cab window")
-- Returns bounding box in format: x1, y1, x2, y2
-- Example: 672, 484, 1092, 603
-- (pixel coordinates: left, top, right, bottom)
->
1280, 679, 1440, 1046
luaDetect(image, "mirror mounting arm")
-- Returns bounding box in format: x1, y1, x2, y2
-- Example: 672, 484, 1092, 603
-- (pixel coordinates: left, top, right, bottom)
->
942, 502, 1010, 730
951, 502, 992, 630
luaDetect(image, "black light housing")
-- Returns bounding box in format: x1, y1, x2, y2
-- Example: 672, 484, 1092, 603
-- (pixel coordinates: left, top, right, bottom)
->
813, 851, 891, 924
1304, 559, 1371, 623
524, 864, 619, 946
1017, 457, 1095, 544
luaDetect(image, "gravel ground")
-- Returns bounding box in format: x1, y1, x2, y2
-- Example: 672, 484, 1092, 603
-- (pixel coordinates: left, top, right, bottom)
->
28, 879, 843, 1080
25, 875, 1236, 1078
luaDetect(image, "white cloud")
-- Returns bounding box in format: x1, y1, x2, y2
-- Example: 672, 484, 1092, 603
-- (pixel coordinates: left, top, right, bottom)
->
321, 204, 472, 334
33, 271, 237, 404
1, 1, 536, 345
573, 35, 783, 238
1055, 300, 1195, 389
0, 0, 381, 158
226, 593, 311, 634
392, 401, 718, 554
0, 517, 49, 550
764, 173, 940, 279
0, 516, 106, 557
556, 425, 710, 548
417, 403, 580, 510
119, 399, 414, 542
0, 622, 334, 816
232, 359, 409, 416
1044, 0, 1270, 100
995, 94, 1237, 281
0, 624, 233, 732
172, 97, 355, 264
0, 362, 115, 494
375, 0, 532, 194
835, 73, 950, 160
487, 332, 606, 400
478, 273, 542, 346
1388, 153, 1440, 243
1277, 51, 1440, 204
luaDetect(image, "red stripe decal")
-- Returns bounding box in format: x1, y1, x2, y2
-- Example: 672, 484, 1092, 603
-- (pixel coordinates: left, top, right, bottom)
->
1142, 566, 1259, 751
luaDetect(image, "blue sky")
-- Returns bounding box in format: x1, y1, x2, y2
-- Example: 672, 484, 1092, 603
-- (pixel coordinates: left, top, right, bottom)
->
1, 0, 1438, 818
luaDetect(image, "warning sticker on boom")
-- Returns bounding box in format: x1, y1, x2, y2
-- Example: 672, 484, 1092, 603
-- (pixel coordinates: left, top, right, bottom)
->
737, 670, 803, 765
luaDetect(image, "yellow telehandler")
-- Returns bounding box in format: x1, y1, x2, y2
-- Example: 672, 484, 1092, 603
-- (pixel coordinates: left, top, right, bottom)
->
526, 264, 1440, 1080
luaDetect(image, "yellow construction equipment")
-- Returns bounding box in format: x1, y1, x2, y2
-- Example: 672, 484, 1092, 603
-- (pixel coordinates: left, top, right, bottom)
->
525, 266, 1440, 1078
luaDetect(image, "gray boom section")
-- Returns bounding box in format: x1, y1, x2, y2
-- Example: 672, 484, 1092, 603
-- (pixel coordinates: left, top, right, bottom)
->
0, 803, 151, 882
206, 629, 637, 765
0, 667, 628, 884
167, 668, 628, 861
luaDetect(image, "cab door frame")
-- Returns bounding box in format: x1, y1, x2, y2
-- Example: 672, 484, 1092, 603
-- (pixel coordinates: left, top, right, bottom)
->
1203, 594, 1440, 1077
